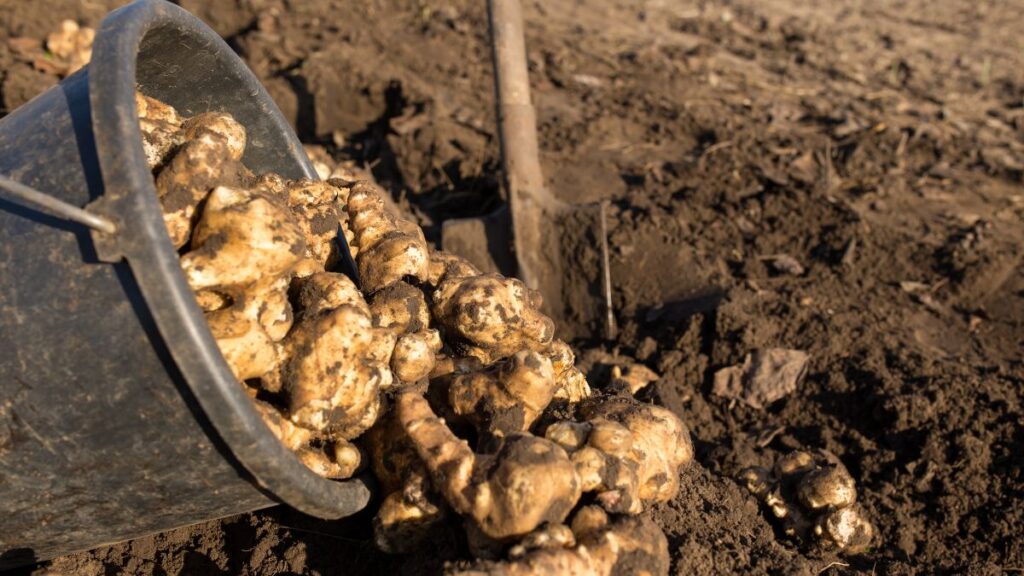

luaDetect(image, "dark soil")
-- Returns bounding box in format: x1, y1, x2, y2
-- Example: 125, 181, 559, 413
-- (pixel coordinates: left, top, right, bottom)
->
2, 0, 1022, 574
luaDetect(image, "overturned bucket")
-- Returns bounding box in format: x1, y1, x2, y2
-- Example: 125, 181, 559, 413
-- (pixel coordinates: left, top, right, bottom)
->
0, 0, 369, 569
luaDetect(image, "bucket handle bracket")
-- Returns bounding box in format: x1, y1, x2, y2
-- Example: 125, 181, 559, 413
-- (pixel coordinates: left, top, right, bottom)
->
85, 195, 126, 263
0, 173, 124, 263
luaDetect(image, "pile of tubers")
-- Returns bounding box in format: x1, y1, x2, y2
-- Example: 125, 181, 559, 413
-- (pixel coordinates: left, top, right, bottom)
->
141, 95, 695, 573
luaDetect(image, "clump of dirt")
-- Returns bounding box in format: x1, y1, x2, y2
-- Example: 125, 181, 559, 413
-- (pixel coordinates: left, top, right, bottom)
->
2, 0, 1022, 574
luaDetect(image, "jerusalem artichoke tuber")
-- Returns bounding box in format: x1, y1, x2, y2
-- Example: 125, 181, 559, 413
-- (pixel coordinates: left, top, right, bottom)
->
397, 391, 581, 540
739, 450, 874, 552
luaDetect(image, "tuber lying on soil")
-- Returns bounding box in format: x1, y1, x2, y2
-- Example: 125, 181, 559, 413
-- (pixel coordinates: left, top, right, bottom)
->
397, 390, 582, 541
455, 510, 670, 576
366, 405, 449, 553
739, 450, 875, 552
45, 19, 94, 76
546, 392, 695, 515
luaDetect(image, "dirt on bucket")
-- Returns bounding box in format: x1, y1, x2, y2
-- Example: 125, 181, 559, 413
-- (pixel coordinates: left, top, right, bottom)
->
1, 0, 1022, 574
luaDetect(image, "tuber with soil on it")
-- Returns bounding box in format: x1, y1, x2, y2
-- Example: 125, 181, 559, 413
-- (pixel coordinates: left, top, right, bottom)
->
396, 390, 582, 541
545, 392, 695, 515
739, 450, 875, 552
436, 348, 557, 444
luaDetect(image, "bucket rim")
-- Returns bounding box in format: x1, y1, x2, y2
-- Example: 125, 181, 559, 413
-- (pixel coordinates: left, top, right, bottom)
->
86, 0, 370, 518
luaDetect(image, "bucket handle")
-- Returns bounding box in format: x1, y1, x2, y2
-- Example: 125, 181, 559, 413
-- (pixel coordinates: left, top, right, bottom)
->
0, 173, 118, 235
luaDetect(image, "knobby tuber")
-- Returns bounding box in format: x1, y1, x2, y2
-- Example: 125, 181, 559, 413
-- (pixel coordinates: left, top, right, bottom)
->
45, 19, 94, 76
369, 281, 442, 384
739, 450, 875, 552
156, 113, 248, 249
366, 407, 448, 553
431, 256, 555, 365
546, 393, 695, 515
547, 339, 591, 402
397, 391, 582, 540
346, 182, 430, 292
279, 272, 394, 441
440, 349, 556, 443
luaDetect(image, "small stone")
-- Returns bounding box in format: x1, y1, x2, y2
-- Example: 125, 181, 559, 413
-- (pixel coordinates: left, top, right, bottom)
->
761, 254, 805, 276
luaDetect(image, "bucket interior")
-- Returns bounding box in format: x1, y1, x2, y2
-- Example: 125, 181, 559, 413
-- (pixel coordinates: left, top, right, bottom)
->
134, 25, 311, 180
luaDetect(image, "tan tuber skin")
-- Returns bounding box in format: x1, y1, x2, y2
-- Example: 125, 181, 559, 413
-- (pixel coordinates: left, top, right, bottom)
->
396, 391, 582, 541
545, 394, 694, 515
739, 450, 874, 551
390, 330, 443, 383
546, 417, 642, 515
426, 249, 482, 288
146, 101, 661, 546
346, 182, 430, 293
432, 271, 555, 366
608, 363, 660, 396
545, 340, 591, 402
365, 407, 447, 553
369, 282, 442, 384
441, 349, 556, 444
156, 113, 248, 248
136, 93, 184, 170
282, 179, 346, 276
181, 185, 304, 291
201, 275, 292, 381
580, 395, 694, 505
150, 101, 394, 482
426, 249, 555, 366
254, 399, 360, 479
180, 185, 306, 381
278, 272, 394, 445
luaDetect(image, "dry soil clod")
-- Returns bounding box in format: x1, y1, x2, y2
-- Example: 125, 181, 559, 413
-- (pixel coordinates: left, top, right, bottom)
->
712, 348, 809, 409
